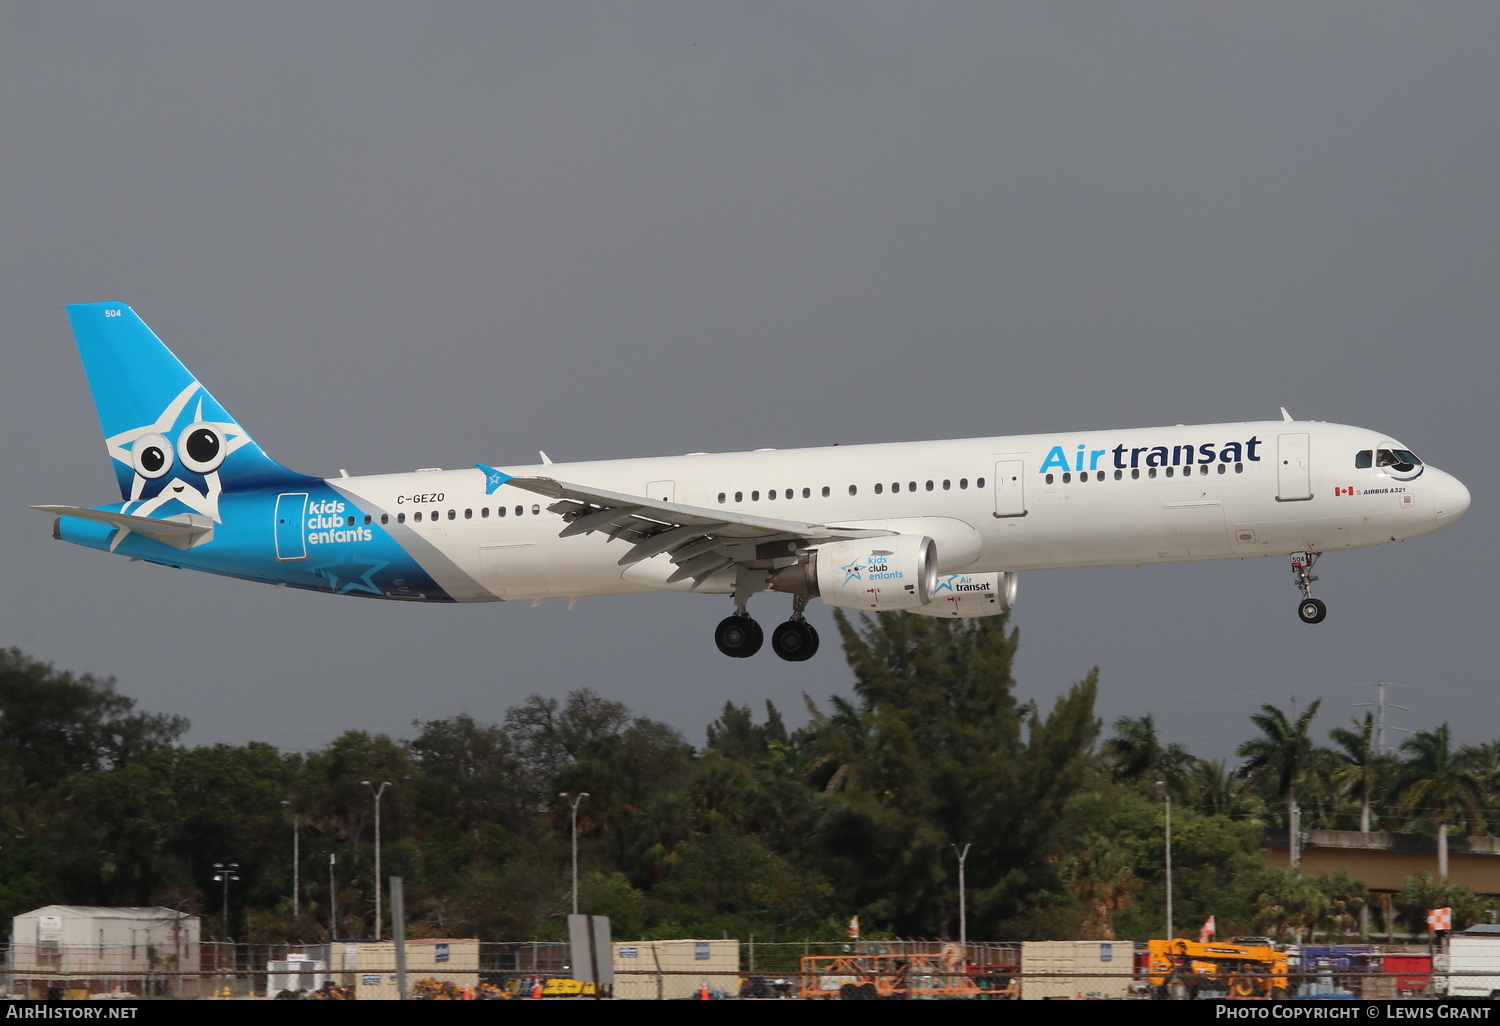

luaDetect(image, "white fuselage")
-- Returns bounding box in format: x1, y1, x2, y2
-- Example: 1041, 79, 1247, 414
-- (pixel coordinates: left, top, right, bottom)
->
326, 419, 1469, 603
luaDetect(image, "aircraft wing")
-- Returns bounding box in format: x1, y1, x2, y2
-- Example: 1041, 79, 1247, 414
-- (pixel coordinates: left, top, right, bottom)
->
32, 505, 214, 550
502, 474, 893, 586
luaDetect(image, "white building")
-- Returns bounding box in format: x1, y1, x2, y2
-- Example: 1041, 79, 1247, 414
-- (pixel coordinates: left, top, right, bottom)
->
9, 905, 200, 998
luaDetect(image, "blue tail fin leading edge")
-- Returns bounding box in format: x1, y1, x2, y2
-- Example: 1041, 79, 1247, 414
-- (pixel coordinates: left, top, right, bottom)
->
66, 303, 313, 521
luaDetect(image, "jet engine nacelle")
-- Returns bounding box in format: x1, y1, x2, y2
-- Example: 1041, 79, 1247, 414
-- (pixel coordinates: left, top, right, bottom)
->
815, 535, 937, 610
769, 535, 938, 610
906, 571, 1018, 618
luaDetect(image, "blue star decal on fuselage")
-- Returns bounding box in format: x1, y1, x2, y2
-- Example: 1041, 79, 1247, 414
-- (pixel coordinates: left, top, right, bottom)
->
310, 555, 390, 597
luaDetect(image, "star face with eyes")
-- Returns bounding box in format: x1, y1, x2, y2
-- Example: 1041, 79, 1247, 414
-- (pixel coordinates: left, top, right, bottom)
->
104, 381, 254, 523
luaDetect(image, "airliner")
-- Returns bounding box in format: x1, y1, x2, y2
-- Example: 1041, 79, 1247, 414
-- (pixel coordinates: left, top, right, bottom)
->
37, 304, 1471, 661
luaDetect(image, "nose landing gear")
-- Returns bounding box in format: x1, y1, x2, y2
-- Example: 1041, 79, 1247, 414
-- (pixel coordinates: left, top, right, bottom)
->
1291, 552, 1327, 624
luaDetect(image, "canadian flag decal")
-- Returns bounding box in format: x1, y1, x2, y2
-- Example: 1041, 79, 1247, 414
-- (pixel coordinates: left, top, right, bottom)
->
1334, 486, 1355, 496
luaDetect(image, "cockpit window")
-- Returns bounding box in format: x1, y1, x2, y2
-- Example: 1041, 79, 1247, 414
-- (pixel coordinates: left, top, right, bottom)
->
1355, 450, 1372, 469
1375, 448, 1422, 472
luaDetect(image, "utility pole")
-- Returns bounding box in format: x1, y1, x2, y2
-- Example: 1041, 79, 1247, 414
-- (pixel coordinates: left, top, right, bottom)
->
362, 780, 392, 938
952, 844, 971, 949
561, 792, 590, 915
1158, 781, 1173, 940
281, 800, 299, 921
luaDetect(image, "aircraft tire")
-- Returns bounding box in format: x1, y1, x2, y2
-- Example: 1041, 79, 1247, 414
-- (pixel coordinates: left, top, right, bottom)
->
1297, 598, 1327, 624
771, 620, 817, 662
715, 615, 763, 658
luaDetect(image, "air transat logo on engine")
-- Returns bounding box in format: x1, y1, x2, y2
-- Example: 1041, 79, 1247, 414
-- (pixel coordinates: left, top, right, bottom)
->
1038, 435, 1265, 473
933, 575, 992, 593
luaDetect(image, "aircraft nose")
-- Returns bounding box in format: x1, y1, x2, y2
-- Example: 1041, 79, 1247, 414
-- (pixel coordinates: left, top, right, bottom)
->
1434, 470, 1471, 525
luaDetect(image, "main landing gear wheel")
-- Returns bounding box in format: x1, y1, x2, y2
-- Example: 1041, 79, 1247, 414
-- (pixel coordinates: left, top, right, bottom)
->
771, 620, 820, 662
714, 615, 763, 658
1298, 598, 1327, 624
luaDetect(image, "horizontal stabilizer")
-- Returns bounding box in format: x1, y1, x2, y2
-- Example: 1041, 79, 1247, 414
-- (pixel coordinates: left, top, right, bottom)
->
32, 505, 214, 550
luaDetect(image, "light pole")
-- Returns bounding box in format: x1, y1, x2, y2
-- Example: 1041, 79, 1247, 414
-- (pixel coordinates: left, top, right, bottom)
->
327, 853, 337, 938
952, 843, 971, 950
560, 792, 590, 915
1158, 780, 1173, 940
281, 800, 299, 921
362, 780, 392, 939
212, 862, 240, 940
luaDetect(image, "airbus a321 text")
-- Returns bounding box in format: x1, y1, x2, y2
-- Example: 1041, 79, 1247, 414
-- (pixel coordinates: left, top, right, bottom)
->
37, 304, 1471, 661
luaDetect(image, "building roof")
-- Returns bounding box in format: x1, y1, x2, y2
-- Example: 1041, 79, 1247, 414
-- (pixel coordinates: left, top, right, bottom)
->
18, 906, 197, 921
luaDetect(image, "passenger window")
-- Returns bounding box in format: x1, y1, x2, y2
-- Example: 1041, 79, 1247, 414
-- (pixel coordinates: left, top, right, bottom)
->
718, 492, 726, 504
515, 506, 523, 516
976, 477, 985, 488
943, 479, 951, 490
1234, 464, 1244, 474
1062, 473, 1071, 484
464, 509, 472, 519
786, 489, 793, 499
767, 489, 776, 500
908, 481, 916, 492
380, 514, 389, 524
926, 481, 934, 491
481, 507, 489, 518
363, 515, 371, 525
821, 486, 829, 497
752, 491, 760, 501
1217, 464, 1226, 475
414, 511, 423, 522
735, 491, 743, 503
532, 505, 540, 515
1132, 469, 1140, 480
1166, 467, 1174, 478
397, 512, 406, 523
891, 482, 900, 493
1149, 468, 1157, 479
1046, 474, 1054, 484
959, 478, 968, 489
875, 483, 883, 494
498, 506, 507, 517
849, 485, 858, 496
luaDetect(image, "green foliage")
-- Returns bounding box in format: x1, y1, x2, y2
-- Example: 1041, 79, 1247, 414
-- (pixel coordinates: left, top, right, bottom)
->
1394, 872, 1489, 934
811, 610, 1100, 938
0, 647, 187, 785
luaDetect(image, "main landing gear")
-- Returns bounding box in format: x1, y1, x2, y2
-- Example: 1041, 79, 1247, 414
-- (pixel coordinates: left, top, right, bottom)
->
1291, 551, 1327, 624
714, 595, 820, 661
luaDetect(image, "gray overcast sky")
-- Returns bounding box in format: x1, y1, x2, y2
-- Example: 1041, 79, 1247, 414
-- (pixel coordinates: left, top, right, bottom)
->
2, 3, 1495, 761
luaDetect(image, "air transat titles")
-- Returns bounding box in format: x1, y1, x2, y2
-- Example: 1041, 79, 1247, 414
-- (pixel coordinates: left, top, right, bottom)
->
1039, 435, 1265, 474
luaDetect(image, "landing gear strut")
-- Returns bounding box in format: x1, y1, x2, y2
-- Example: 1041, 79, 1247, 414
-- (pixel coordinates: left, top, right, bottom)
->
1291, 551, 1327, 624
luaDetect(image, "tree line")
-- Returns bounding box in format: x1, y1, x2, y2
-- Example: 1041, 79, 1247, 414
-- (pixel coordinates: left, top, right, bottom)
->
0, 617, 1494, 946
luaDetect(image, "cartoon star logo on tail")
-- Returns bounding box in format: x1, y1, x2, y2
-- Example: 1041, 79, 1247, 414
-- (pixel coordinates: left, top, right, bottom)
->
105, 381, 254, 523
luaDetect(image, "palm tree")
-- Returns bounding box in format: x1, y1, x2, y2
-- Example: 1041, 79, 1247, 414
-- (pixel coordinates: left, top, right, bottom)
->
1238, 701, 1323, 870
1328, 713, 1386, 833
1104, 714, 1195, 794
1395, 724, 1484, 880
